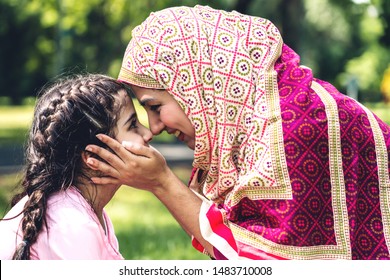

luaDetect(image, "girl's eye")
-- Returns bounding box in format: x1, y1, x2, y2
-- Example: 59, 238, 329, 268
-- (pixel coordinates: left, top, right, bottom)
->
150, 105, 161, 112
129, 119, 138, 129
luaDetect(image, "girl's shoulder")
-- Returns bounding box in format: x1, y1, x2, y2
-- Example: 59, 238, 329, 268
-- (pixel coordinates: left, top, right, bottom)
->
46, 187, 98, 227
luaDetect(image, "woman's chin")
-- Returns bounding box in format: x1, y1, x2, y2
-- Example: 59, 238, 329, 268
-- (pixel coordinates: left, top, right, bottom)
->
186, 140, 195, 150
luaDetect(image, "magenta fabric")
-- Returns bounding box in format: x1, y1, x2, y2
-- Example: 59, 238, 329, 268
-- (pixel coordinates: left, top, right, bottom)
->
227, 44, 390, 259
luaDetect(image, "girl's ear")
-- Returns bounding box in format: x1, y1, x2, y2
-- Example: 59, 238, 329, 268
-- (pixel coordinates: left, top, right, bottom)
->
81, 151, 99, 171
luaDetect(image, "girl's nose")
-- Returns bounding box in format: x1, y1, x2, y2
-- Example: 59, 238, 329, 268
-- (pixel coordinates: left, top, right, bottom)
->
142, 126, 153, 143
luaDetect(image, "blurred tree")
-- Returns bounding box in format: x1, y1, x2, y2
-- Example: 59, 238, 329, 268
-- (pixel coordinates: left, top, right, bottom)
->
0, 0, 233, 104
378, 0, 390, 46
0, 0, 49, 105
232, 0, 252, 14
303, 0, 355, 86
334, 0, 390, 101
0, 0, 389, 104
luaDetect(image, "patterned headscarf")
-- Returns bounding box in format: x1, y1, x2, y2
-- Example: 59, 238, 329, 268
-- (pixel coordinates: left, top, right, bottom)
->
118, 5, 284, 204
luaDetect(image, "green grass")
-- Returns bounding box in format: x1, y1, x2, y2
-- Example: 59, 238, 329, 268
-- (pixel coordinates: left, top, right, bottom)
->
0, 106, 32, 146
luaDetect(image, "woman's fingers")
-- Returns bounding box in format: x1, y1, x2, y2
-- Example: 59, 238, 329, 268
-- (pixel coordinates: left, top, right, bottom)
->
85, 135, 140, 175
85, 156, 121, 179
90, 135, 129, 163
90, 176, 121, 186
86, 145, 124, 168
85, 134, 171, 189
97, 134, 128, 159
97, 134, 149, 159
122, 141, 162, 159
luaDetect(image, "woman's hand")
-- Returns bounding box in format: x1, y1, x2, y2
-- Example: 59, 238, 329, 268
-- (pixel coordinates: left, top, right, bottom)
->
85, 134, 172, 192
86, 134, 215, 257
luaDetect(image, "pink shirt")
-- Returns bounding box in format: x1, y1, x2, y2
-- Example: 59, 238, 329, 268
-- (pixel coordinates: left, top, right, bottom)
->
0, 187, 123, 260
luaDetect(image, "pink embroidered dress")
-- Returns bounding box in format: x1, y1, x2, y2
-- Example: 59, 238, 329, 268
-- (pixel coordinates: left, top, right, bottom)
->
118, 5, 390, 259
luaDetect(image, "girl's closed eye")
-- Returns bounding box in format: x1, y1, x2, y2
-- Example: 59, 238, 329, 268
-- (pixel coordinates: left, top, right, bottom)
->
129, 118, 138, 130
122, 112, 138, 131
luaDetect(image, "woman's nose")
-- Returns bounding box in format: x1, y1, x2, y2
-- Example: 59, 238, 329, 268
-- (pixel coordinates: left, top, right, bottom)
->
148, 116, 165, 136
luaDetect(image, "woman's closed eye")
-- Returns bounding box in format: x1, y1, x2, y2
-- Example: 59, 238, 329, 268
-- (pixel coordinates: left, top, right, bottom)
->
150, 105, 161, 112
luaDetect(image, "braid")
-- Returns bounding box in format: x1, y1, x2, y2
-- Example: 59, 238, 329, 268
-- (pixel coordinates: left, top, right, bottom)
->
12, 190, 45, 259
9, 73, 130, 259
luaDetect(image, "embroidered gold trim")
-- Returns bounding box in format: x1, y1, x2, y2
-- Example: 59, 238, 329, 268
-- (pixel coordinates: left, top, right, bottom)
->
118, 68, 164, 89
230, 81, 352, 259
360, 104, 390, 254
228, 37, 293, 207
264, 37, 293, 199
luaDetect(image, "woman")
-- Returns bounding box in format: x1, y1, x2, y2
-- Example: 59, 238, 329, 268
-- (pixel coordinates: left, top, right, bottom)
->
86, 5, 390, 259
0, 73, 152, 259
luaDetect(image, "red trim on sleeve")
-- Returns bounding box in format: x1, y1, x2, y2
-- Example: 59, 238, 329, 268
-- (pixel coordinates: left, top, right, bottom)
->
206, 205, 238, 252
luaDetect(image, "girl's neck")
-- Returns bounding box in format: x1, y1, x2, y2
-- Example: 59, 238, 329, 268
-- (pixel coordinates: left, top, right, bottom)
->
77, 181, 120, 231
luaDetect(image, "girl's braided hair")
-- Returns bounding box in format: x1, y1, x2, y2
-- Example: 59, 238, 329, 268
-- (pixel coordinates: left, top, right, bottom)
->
7, 73, 129, 259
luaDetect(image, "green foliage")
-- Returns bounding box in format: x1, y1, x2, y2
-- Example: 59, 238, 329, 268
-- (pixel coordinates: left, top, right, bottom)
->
341, 44, 389, 101
0, 0, 232, 105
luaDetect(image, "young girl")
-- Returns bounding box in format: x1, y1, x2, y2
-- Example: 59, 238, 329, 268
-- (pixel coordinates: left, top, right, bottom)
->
0, 73, 152, 259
